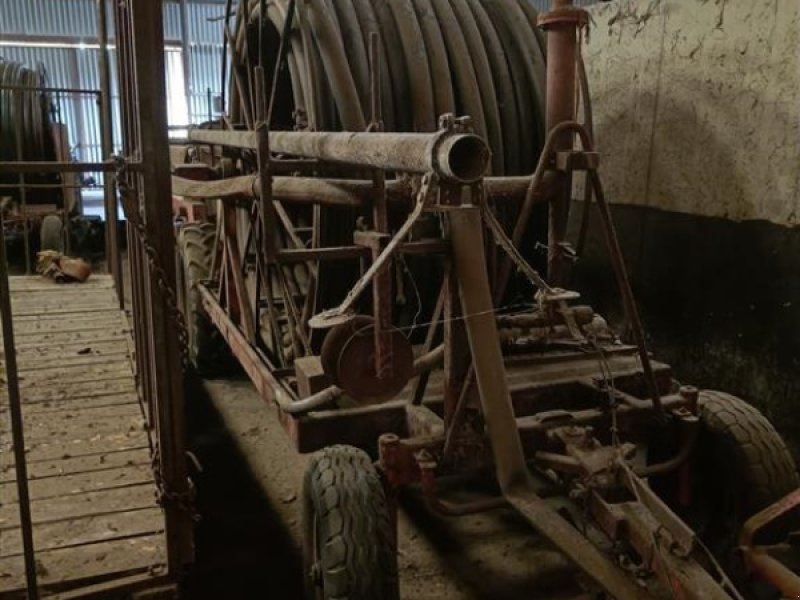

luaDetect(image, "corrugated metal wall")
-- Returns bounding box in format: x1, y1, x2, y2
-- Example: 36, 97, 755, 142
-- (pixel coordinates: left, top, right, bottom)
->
1, 0, 225, 191
1, 0, 225, 172
0, 0, 225, 44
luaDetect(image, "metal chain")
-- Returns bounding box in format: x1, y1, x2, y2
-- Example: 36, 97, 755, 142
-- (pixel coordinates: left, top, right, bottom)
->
114, 157, 190, 369
114, 157, 196, 518
151, 447, 198, 519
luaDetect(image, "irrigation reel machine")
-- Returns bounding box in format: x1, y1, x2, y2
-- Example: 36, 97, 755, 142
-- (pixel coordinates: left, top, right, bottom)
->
170, 0, 800, 597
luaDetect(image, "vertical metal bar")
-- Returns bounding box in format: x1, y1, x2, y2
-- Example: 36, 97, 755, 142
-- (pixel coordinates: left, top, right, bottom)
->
97, 0, 124, 309
255, 68, 289, 363
0, 213, 40, 600
68, 50, 88, 215
14, 90, 30, 274
367, 32, 392, 378
207, 87, 213, 123
266, 0, 295, 127
115, 1, 152, 418
254, 68, 277, 261
544, 0, 579, 285
178, 0, 193, 122
128, 0, 194, 571
221, 0, 234, 115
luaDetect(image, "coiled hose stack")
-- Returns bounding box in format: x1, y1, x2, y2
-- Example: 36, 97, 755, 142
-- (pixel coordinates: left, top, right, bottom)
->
0, 60, 59, 207
225, 0, 548, 177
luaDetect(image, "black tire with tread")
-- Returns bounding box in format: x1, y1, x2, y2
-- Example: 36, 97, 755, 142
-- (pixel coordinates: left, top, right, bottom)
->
698, 390, 798, 515
302, 445, 399, 600
686, 390, 799, 596
40, 214, 64, 252
684, 390, 799, 566
177, 222, 229, 376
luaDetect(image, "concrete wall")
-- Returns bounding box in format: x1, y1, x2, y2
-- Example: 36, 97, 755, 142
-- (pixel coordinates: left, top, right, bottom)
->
574, 0, 800, 450
584, 0, 799, 225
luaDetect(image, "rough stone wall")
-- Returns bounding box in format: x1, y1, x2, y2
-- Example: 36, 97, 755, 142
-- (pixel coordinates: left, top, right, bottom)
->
584, 0, 799, 225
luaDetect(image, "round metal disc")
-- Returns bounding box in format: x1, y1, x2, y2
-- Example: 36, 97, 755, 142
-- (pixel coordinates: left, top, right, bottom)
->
337, 325, 414, 405
321, 316, 413, 404
320, 315, 375, 385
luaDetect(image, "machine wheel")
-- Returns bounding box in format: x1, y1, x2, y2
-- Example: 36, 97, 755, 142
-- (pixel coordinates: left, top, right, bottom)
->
691, 391, 798, 557
302, 445, 399, 600
40, 214, 64, 252
177, 222, 229, 376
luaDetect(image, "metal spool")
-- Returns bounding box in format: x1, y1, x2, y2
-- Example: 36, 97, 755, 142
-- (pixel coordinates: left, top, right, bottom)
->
0, 60, 61, 208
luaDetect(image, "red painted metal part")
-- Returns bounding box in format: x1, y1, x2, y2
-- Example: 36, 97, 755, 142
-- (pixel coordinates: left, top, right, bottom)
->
744, 550, 800, 598
739, 489, 800, 596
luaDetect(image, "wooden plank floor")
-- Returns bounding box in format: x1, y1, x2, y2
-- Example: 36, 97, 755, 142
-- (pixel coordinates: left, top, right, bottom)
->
0, 276, 167, 597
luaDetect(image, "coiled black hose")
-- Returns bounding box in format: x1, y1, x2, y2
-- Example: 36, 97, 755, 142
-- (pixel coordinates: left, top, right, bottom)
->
0, 60, 60, 207
225, 0, 548, 176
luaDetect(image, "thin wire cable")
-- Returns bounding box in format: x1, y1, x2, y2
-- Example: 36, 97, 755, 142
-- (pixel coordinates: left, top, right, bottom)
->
398, 254, 423, 337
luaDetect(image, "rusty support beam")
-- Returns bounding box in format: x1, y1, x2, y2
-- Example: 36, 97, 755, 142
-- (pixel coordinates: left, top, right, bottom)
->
127, 0, 193, 572
448, 205, 529, 492
540, 0, 587, 284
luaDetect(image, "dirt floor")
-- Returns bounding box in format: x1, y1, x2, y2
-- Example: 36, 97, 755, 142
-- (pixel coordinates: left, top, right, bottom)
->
182, 375, 595, 600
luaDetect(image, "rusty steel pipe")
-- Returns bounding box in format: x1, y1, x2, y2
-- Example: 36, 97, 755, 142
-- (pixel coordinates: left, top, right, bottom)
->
413, 344, 445, 376
540, 0, 587, 284
285, 385, 343, 415
187, 128, 491, 183
173, 173, 532, 207
635, 416, 699, 477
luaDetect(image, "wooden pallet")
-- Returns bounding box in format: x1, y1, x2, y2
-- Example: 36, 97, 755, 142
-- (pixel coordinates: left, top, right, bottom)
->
0, 276, 169, 598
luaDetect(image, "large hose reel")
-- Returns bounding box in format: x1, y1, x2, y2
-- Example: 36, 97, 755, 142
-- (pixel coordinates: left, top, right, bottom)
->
219, 0, 554, 400
225, 0, 548, 176
0, 60, 61, 209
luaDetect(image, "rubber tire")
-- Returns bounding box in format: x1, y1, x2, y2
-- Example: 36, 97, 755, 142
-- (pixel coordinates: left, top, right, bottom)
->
40, 214, 64, 252
177, 222, 230, 376
700, 391, 798, 510
302, 445, 399, 600
694, 391, 798, 554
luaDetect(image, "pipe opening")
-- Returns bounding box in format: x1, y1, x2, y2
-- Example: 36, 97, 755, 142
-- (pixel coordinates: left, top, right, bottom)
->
443, 135, 491, 183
